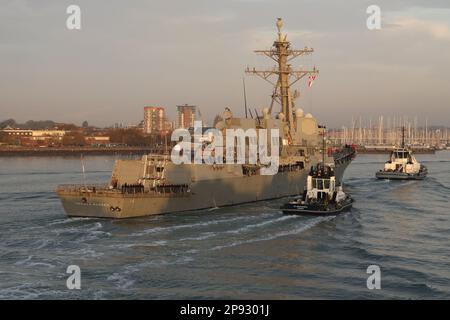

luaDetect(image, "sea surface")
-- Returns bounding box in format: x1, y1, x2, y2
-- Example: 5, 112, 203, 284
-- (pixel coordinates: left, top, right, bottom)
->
0, 152, 449, 299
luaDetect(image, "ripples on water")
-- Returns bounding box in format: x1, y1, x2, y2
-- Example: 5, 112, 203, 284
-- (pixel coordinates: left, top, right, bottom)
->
0, 153, 449, 299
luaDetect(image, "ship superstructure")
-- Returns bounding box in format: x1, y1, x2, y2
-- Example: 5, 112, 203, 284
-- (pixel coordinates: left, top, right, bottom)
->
57, 19, 355, 218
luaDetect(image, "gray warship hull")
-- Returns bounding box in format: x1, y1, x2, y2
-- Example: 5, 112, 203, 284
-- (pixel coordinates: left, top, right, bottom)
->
58, 158, 351, 219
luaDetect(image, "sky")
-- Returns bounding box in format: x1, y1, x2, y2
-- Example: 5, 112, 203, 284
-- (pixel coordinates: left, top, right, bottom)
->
1, 0, 450, 128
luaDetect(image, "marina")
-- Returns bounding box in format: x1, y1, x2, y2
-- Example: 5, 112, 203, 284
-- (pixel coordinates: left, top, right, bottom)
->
328, 116, 449, 151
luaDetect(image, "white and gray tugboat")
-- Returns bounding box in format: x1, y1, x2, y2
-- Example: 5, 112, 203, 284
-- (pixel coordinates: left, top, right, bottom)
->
376, 128, 428, 180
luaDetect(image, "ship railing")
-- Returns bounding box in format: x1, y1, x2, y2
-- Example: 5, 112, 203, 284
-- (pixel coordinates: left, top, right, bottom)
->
57, 183, 192, 197
333, 145, 356, 163
56, 184, 112, 193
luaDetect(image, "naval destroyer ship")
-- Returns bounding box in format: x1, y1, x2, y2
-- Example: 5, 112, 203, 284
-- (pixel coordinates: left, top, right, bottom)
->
57, 18, 356, 218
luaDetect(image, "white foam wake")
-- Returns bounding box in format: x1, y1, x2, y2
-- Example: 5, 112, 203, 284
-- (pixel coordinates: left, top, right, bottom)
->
224, 215, 298, 235
131, 213, 275, 237
210, 216, 334, 251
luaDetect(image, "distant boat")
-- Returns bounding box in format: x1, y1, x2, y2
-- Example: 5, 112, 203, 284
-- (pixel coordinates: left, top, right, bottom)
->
376, 127, 427, 180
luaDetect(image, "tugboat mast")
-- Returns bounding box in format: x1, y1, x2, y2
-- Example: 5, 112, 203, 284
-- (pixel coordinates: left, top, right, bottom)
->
401, 126, 405, 148
246, 18, 319, 133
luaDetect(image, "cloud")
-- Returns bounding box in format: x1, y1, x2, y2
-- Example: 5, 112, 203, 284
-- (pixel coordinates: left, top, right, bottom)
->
388, 17, 450, 41
166, 13, 236, 25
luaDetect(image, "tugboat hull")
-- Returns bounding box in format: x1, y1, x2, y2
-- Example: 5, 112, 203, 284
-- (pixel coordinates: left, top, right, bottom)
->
281, 198, 354, 216
375, 166, 428, 180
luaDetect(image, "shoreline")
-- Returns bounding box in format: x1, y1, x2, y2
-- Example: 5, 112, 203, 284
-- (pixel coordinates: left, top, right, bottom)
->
356, 148, 436, 154
0, 147, 166, 157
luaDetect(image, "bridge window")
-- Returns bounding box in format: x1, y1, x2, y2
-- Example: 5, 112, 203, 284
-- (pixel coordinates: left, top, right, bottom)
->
313, 179, 323, 190
395, 151, 407, 158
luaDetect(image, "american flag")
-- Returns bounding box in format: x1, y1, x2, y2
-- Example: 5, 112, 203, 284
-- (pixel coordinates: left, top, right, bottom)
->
308, 75, 317, 88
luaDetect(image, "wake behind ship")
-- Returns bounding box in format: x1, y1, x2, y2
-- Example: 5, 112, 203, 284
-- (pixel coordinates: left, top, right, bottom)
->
57, 18, 355, 218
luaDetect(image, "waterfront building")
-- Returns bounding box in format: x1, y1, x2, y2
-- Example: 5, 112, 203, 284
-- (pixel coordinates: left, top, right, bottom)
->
176, 104, 196, 129
0, 129, 67, 146
144, 106, 166, 134
1, 129, 66, 139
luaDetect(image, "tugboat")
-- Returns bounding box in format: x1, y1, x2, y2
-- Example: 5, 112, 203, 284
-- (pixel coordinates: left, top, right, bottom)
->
375, 127, 428, 180
281, 163, 354, 216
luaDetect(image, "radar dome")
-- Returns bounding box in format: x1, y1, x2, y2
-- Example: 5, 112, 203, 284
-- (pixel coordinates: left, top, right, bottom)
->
295, 108, 304, 118
223, 108, 233, 120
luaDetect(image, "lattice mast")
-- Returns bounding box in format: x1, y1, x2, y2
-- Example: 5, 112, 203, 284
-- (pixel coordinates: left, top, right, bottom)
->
246, 18, 319, 132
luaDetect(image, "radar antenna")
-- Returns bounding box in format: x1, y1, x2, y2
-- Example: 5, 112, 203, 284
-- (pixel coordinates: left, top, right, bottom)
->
245, 18, 319, 133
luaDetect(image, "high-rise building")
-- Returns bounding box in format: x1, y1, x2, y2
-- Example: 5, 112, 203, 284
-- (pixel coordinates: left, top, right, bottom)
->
177, 104, 196, 129
144, 106, 165, 134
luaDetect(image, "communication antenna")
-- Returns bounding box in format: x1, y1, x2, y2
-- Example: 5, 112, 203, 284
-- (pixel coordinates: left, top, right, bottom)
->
80, 154, 87, 191
401, 126, 405, 148
322, 127, 326, 164
243, 77, 248, 118
254, 108, 262, 126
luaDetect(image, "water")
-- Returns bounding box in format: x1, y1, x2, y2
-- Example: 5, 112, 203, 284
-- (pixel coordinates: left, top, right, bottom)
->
0, 153, 449, 299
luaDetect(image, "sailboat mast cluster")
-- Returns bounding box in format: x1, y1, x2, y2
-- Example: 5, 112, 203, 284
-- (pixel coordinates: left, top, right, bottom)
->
328, 115, 448, 150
